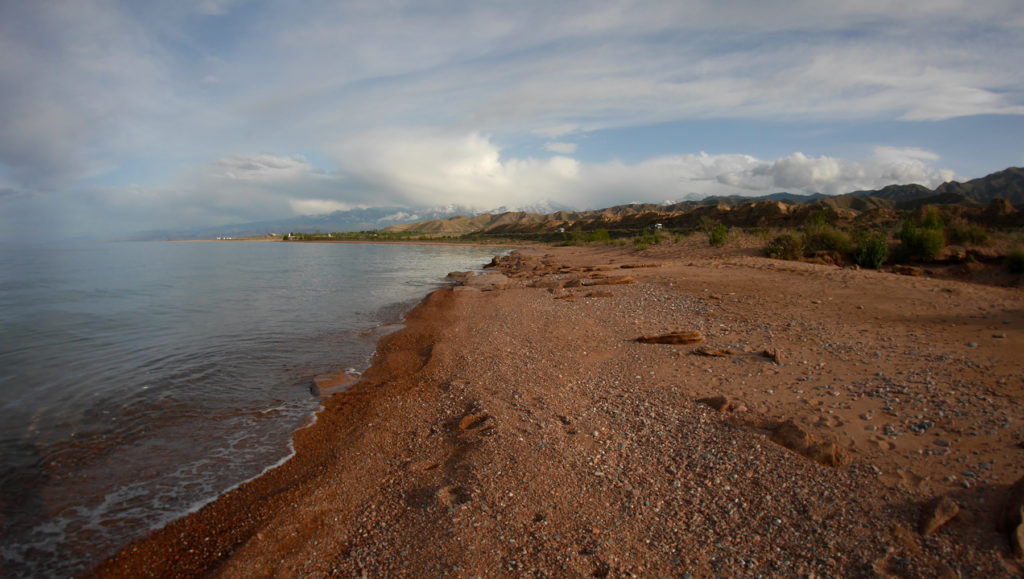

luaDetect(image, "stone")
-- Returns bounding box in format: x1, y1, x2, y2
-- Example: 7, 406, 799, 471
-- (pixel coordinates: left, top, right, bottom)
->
999, 474, 1024, 558
919, 495, 959, 536
692, 347, 734, 357
771, 419, 811, 453
762, 348, 782, 364
636, 331, 704, 345
807, 441, 851, 468
462, 272, 510, 291
698, 395, 734, 412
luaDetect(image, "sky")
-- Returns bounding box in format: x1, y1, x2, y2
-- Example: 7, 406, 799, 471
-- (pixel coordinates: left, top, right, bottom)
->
1, 0, 1023, 239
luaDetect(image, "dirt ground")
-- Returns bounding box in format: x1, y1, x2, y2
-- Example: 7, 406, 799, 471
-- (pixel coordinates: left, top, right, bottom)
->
94, 239, 1024, 578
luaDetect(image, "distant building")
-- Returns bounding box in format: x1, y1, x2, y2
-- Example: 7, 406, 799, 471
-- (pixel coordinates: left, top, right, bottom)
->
557, 227, 566, 233
653, 223, 663, 230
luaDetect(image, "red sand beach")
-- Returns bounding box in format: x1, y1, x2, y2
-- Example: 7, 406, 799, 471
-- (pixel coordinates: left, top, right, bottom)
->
92, 240, 1024, 577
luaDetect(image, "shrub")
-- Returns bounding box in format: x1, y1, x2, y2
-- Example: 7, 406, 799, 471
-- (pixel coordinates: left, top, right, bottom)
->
588, 229, 612, 244
804, 225, 852, 254
854, 232, 889, 269
1007, 245, 1024, 274
708, 223, 729, 247
896, 220, 945, 262
765, 233, 804, 261
920, 206, 944, 231
948, 222, 989, 245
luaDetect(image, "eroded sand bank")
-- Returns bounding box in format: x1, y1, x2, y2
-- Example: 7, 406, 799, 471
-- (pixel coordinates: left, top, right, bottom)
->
93, 240, 1024, 577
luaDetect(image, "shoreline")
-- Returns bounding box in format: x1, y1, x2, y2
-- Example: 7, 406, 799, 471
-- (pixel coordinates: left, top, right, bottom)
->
91, 286, 463, 577
175, 238, 524, 248
92, 240, 1024, 576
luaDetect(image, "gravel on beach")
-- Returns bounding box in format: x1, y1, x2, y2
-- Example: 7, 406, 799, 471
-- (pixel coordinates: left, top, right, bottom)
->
94, 240, 1024, 578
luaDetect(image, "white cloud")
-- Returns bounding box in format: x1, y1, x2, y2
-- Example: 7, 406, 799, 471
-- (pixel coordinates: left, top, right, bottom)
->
545, 142, 577, 154
0, 1, 1018, 239
715, 148, 955, 195
332, 130, 581, 209
289, 199, 359, 215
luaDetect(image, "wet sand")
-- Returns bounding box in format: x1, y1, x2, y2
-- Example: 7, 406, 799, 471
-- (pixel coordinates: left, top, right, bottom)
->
92, 239, 1024, 577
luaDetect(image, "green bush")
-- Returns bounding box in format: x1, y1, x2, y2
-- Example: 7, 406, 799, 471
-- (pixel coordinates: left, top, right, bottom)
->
1007, 246, 1024, 274
633, 229, 660, 249
765, 233, 804, 261
920, 206, 944, 231
708, 223, 729, 247
948, 222, 989, 245
588, 229, 612, 244
896, 221, 945, 262
804, 225, 852, 254
854, 232, 889, 269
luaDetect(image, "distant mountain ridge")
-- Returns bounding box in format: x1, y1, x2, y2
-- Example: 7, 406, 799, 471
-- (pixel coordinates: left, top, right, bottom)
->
383, 167, 1024, 236
130, 167, 1022, 240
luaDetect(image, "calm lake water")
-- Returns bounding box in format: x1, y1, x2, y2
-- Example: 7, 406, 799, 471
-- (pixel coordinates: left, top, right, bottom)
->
0, 240, 501, 577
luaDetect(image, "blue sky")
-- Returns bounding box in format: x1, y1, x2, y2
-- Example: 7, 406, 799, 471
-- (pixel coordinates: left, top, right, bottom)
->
1, 0, 1023, 238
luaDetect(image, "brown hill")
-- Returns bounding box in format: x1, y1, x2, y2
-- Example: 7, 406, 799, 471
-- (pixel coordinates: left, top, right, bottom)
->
381, 167, 1023, 236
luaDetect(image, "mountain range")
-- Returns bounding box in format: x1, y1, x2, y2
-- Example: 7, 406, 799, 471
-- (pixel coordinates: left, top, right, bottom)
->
383, 167, 1024, 236
134, 167, 1023, 240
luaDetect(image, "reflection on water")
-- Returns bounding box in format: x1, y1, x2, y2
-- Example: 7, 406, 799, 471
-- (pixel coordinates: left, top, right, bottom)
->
0, 241, 500, 577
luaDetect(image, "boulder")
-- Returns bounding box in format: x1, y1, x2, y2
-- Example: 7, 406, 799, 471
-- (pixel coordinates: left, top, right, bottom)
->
919, 495, 959, 536
1000, 474, 1024, 558
462, 272, 510, 291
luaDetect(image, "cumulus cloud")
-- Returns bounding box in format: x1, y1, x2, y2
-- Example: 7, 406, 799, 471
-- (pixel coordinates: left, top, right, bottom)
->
715, 148, 955, 195
0, 1, 1016, 239
330, 133, 957, 210
332, 130, 581, 209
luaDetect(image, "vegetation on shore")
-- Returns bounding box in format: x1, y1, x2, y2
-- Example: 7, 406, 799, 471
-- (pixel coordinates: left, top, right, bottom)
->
280, 196, 1023, 283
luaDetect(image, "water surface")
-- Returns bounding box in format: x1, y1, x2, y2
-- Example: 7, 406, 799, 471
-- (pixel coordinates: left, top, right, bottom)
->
0, 241, 500, 577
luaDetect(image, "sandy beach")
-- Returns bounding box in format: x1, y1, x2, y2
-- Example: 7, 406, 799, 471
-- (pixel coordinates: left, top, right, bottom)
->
92, 239, 1024, 577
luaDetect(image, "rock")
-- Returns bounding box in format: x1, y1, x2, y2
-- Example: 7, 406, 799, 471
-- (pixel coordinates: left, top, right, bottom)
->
691, 347, 734, 357
768, 419, 849, 467
761, 348, 782, 364
462, 272, 510, 291
698, 395, 734, 412
636, 331, 704, 345
919, 495, 959, 536
999, 474, 1024, 558
582, 276, 635, 287
807, 441, 851, 468
771, 419, 811, 453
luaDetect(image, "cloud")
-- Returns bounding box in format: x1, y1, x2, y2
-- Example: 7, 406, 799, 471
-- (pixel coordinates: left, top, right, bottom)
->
332, 130, 581, 209
289, 199, 359, 215
0, 1, 1017, 239
213, 153, 325, 182
715, 148, 955, 195
545, 142, 577, 155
